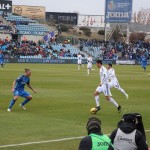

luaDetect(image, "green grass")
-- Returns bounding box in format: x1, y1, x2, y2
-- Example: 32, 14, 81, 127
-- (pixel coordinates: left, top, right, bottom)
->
0, 64, 150, 150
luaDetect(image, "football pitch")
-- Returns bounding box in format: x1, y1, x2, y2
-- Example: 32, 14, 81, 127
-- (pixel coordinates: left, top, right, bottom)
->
0, 63, 150, 150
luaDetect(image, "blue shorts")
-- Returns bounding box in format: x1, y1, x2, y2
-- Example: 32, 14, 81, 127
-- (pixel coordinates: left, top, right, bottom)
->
14, 90, 30, 98
0, 60, 4, 64
141, 62, 147, 68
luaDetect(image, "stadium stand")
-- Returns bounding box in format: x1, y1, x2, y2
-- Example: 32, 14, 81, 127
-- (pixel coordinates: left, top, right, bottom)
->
0, 16, 14, 33
0, 39, 85, 60
0, 11, 149, 61
80, 40, 150, 60
51, 43, 83, 59
3, 14, 50, 35
16, 24, 49, 32
4, 14, 37, 23
0, 37, 150, 60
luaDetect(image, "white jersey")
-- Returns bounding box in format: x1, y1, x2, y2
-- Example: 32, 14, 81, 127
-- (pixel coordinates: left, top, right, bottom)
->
87, 56, 92, 69
87, 57, 92, 64
77, 54, 82, 64
100, 66, 109, 85
96, 66, 111, 96
108, 68, 118, 82
108, 67, 122, 89
107, 67, 128, 98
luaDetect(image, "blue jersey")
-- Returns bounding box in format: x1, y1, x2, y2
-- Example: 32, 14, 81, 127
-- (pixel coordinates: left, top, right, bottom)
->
0, 54, 4, 61
141, 55, 147, 67
15, 75, 30, 91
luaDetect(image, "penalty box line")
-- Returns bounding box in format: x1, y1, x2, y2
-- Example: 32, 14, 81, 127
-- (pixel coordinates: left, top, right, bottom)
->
0, 130, 150, 148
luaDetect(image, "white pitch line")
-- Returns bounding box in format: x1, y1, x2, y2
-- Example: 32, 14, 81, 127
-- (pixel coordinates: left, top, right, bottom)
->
0, 136, 83, 148
0, 130, 150, 148
146, 130, 150, 132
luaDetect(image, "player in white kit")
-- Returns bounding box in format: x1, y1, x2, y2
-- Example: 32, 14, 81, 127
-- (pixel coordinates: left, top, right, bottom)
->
93, 60, 121, 114
107, 63, 128, 99
87, 55, 93, 75
77, 52, 84, 70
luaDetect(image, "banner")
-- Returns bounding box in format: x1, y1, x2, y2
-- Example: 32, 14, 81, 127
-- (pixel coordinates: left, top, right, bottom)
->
116, 60, 135, 65
18, 30, 45, 35
105, 0, 132, 23
4, 58, 116, 64
78, 15, 105, 27
46, 12, 78, 25
12, 5, 45, 19
136, 60, 150, 65
4, 58, 84, 64
0, 1, 12, 13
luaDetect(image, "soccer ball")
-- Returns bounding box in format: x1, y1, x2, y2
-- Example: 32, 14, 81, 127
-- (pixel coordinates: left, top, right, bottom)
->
90, 107, 97, 114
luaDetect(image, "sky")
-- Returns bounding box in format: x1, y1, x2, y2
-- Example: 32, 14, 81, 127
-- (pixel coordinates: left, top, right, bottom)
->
12, 0, 150, 15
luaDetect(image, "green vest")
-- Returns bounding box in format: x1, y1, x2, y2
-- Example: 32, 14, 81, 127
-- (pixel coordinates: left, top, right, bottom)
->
89, 133, 112, 150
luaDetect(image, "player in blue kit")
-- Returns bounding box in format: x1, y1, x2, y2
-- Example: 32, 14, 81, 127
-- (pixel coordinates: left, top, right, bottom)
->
7, 69, 36, 112
141, 54, 147, 72
0, 50, 5, 68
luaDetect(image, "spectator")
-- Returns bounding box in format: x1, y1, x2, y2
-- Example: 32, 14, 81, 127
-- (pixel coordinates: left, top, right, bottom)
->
110, 113, 148, 150
80, 39, 150, 60
78, 117, 114, 150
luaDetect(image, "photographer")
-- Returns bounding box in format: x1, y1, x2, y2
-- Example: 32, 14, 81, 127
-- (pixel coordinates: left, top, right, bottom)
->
78, 117, 114, 150
110, 113, 148, 150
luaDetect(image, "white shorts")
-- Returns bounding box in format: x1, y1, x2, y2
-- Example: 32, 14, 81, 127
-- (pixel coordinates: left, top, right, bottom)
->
96, 84, 112, 96
78, 60, 82, 65
109, 81, 121, 89
87, 63, 92, 69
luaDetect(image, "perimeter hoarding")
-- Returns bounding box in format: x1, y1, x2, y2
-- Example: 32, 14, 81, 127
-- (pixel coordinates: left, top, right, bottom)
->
12, 5, 45, 19
105, 0, 132, 23
46, 12, 78, 25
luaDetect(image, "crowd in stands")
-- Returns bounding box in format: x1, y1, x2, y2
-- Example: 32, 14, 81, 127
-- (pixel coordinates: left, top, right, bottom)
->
80, 39, 150, 60
0, 12, 149, 60
0, 38, 83, 59
0, 37, 150, 60
0, 39, 51, 59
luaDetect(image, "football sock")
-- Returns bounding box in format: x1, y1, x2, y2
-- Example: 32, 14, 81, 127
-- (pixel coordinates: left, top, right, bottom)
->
109, 97, 119, 108
1, 64, 4, 68
95, 95, 100, 107
87, 69, 89, 75
119, 88, 127, 96
78, 65, 80, 70
21, 98, 30, 106
9, 99, 16, 109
